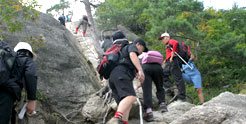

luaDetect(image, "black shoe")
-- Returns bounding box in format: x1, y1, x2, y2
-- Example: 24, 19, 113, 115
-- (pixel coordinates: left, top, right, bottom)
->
198, 102, 204, 105
143, 112, 154, 122
177, 98, 186, 102
159, 104, 168, 113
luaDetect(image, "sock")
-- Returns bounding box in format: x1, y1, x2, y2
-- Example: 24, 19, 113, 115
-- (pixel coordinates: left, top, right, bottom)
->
114, 111, 123, 119
75, 27, 79, 32
160, 102, 165, 105
146, 108, 152, 113
82, 30, 86, 36
123, 121, 128, 124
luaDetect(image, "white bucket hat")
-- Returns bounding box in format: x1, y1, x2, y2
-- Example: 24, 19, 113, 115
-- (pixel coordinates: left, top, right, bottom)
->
14, 42, 36, 58
158, 32, 170, 40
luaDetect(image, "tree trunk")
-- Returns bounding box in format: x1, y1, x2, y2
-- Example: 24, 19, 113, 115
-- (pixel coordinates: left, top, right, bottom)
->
82, 0, 103, 57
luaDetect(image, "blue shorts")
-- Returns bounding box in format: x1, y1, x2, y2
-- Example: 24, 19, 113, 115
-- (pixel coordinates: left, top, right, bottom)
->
182, 70, 202, 88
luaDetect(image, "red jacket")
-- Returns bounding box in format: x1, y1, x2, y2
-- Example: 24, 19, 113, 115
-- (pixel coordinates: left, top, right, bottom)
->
165, 39, 179, 61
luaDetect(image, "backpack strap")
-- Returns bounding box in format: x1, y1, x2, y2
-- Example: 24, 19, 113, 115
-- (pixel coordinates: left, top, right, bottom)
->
167, 44, 173, 51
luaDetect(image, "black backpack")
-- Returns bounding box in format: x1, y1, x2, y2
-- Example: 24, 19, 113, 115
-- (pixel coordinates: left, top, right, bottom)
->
97, 40, 129, 79
83, 15, 88, 22
0, 40, 17, 86
168, 42, 191, 64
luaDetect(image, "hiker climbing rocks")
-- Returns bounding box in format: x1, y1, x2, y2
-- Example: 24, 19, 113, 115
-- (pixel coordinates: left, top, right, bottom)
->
66, 15, 71, 22
58, 14, 66, 26
74, 15, 91, 36
101, 35, 113, 52
0, 41, 38, 124
139, 50, 168, 122
159, 32, 186, 102
182, 53, 204, 104
107, 31, 148, 124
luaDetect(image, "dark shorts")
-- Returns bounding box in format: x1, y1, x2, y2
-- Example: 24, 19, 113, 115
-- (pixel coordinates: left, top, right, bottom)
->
0, 90, 14, 124
109, 65, 136, 104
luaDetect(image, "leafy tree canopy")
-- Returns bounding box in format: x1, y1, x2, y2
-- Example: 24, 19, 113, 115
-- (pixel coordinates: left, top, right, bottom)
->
0, 0, 40, 35
46, 0, 70, 16
0, 0, 43, 49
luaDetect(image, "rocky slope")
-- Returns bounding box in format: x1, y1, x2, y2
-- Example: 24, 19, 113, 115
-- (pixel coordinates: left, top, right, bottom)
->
1, 12, 101, 123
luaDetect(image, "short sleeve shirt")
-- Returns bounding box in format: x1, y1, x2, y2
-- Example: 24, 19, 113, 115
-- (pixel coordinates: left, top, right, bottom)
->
119, 43, 139, 72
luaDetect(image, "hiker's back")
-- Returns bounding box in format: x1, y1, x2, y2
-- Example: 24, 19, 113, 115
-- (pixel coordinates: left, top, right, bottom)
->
97, 38, 129, 79
15, 52, 37, 100
58, 15, 65, 26
177, 42, 191, 64
118, 43, 136, 70
15, 55, 33, 85
141, 51, 163, 65
0, 42, 37, 124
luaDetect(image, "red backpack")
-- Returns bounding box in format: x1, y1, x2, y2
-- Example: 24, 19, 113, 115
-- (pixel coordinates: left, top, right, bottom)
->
168, 42, 191, 64
97, 40, 129, 79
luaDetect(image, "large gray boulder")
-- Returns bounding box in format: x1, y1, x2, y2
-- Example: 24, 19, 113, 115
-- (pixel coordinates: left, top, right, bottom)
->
171, 92, 246, 124
1, 11, 101, 123
82, 95, 109, 123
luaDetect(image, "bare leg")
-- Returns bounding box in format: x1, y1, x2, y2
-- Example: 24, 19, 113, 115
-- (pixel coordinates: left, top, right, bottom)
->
196, 88, 204, 104
122, 103, 132, 121
117, 96, 136, 121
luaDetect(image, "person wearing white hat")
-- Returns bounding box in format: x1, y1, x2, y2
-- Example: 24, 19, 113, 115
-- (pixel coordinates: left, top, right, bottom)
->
14, 42, 37, 112
14, 42, 36, 58
158, 32, 186, 101
0, 42, 37, 124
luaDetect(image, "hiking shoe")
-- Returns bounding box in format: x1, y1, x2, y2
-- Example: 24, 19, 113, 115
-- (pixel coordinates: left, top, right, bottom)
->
108, 117, 124, 124
143, 112, 154, 122
198, 102, 204, 105
177, 98, 186, 102
159, 104, 168, 113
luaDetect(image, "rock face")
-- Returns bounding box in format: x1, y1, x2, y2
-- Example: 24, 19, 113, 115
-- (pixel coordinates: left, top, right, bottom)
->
171, 92, 246, 124
83, 91, 246, 124
66, 21, 100, 69
82, 95, 110, 123
1, 12, 101, 123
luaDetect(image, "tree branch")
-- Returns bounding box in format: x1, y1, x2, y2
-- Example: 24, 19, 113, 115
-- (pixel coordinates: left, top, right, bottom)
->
170, 35, 198, 42
80, 0, 98, 8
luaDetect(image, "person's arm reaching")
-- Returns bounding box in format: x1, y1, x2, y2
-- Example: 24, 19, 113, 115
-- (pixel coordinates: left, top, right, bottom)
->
24, 58, 38, 114
130, 52, 145, 88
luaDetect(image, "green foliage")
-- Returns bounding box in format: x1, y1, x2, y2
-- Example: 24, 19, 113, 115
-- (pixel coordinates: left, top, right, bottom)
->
51, 112, 61, 120
185, 83, 200, 104
95, 0, 149, 34
0, 0, 44, 49
0, 0, 40, 36
197, 7, 246, 88
23, 35, 45, 51
36, 90, 47, 102
46, 0, 70, 15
